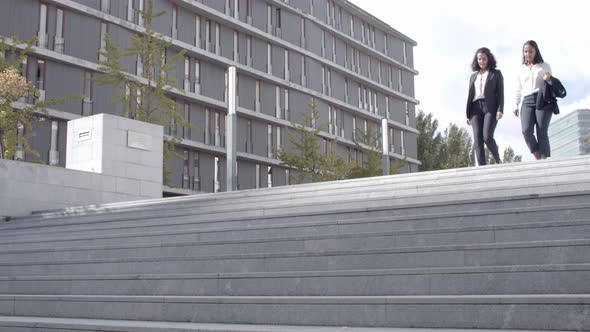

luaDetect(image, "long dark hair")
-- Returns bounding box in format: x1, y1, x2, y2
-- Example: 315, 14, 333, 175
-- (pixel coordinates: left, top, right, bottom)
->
522, 40, 544, 65
471, 47, 497, 72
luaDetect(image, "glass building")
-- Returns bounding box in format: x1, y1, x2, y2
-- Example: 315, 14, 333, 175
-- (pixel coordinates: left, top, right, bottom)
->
549, 109, 590, 157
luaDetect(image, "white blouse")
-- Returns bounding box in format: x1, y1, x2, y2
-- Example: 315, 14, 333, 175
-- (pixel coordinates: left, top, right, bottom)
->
514, 62, 552, 107
473, 70, 489, 101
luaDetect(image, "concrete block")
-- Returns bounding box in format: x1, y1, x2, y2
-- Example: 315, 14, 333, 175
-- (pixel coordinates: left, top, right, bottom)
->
116, 177, 141, 196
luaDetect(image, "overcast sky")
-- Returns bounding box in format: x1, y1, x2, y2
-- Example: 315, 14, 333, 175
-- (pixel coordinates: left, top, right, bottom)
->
350, 0, 590, 160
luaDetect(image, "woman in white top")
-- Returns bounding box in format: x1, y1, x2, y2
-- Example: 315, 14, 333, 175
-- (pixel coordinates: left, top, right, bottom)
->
514, 40, 553, 159
465, 47, 504, 166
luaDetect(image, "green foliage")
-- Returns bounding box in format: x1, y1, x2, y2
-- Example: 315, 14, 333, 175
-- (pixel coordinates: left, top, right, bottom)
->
94, 0, 187, 185
278, 103, 349, 183
501, 146, 522, 163
348, 125, 382, 179
0, 34, 73, 160
417, 109, 522, 171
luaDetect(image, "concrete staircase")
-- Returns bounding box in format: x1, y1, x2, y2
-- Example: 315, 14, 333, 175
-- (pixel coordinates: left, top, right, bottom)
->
0, 156, 589, 331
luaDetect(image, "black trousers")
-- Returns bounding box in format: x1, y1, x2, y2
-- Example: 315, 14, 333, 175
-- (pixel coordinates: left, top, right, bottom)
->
520, 93, 552, 157
470, 99, 500, 165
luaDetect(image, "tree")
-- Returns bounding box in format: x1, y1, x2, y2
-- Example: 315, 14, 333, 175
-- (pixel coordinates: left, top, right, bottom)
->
348, 125, 382, 178
502, 146, 522, 163
278, 103, 351, 183
442, 123, 473, 168
416, 110, 445, 171
94, 0, 186, 184
0, 35, 70, 160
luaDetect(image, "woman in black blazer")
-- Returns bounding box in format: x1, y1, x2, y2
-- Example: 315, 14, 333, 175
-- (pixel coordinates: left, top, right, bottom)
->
466, 47, 504, 165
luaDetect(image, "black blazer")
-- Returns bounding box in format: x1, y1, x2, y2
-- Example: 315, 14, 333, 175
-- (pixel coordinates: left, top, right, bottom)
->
536, 76, 566, 115
466, 69, 504, 119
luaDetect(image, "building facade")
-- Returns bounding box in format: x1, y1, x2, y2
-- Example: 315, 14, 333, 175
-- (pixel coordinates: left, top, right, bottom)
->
0, 0, 419, 194
549, 109, 590, 157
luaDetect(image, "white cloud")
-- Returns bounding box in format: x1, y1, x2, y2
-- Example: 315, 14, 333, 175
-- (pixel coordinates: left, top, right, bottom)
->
349, 0, 590, 161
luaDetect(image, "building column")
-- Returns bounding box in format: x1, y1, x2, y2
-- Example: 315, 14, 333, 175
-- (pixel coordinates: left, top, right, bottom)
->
381, 118, 389, 176
226, 66, 237, 191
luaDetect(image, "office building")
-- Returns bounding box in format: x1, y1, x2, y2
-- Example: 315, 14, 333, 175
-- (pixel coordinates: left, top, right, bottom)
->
0, 0, 419, 194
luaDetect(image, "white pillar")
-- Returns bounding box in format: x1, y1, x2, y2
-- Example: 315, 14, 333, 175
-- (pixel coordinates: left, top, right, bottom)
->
381, 118, 390, 176
226, 66, 238, 191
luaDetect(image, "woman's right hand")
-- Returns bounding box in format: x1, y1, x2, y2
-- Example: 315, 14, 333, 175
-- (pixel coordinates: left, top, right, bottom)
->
513, 108, 519, 117
466, 118, 471, 125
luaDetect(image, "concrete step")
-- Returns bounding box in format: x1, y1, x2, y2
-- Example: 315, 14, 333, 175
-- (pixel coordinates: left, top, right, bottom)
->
0, 295, 588, 330
0, 219, 588, 263
1, 264, 588, 296
1, 239, 588, 277
6, 156, 589, 226
1, 190, 588, 243
0, 316, 551, 332
0, 199, 588, 252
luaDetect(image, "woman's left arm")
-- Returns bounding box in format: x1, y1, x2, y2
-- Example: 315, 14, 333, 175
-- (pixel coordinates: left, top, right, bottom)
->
496, 70, 504, 115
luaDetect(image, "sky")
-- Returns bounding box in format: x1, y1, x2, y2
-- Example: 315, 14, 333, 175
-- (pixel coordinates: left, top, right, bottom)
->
350, 0, 590, 160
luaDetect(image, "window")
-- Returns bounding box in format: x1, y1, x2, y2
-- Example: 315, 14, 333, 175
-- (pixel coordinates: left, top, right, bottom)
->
284, 50, 289, 80
82, 71, 93, 116
99, 22, 108, 62
400, 131, 405, 155
276, 126, 282, 154
403, 41, 408, 65
171, 5, 178, 39
214, 156, 221, 192
276, 8, 282, 32
321, 31, 326, 58
233, 31, 239, 61
214, 112, 221, 146
378, 62, 382, 83
245, 0, 252, 24
136, 55, 143, 77
193, 151, 200, 191
384, 34, 389, 55
275, 86, 281, 119
332, 38, 336, 62
49, 120, 59, 166
193, 59, 201, 94
267, 43, 272, 74
285, 169, 290, 185
54, 8, 65, 53
215, 23, 221, 55
15, 123, 24, 160
385, 96, 390, 119
205, 19, 212, 52
267, 124, 273, 158
344, 78, 349, 103
169, 116, 177, 136
389, 127, 395, 153
183, 56, 190, 92
352, 115, 357, 140
38, 3, 48, 48
266, 5, 272, 33
398, 70, 403, 93
36, 59, 46, 102
205, 109, 210, 144
195, 15, 201, 47
182, 150, 190, 189
183, 103, 190, 139
256, 164, 262, 189
246, 119, 253, 153
255, 80, 261, 112
301, 56, 306, 86
137, 0, 145, 27
405, 102, 410, 125
300, 18, 305, 47
284, 89, 290, 121
127, 0, 134, 22
100, 0, 110, 13
246, 35, 252, 66
267, 166, 273, 188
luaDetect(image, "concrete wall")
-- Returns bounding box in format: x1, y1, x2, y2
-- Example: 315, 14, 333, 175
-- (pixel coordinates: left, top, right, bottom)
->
0, 158, 158, 219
